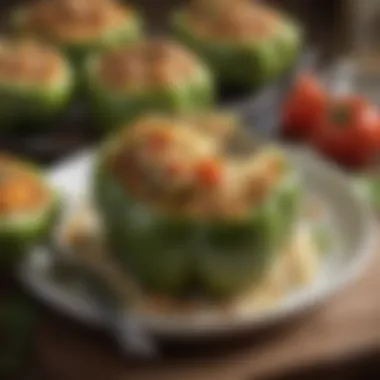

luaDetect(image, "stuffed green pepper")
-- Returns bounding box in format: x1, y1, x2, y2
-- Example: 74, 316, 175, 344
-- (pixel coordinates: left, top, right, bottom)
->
0, 38, 73, 131
11, 0, 143, 66
172, 0, 303, 89
94, 114, 302, 299
0, 154, 60, 266
84, 38, 215, 131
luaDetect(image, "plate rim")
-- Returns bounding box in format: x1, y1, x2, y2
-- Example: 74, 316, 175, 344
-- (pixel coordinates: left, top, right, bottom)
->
18, 147, 377, 337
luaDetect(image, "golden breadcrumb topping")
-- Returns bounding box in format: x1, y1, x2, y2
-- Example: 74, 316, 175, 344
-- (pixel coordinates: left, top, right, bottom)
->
98, 39, 200, 91
0, 39, 65, 85
186, 0, 281, 41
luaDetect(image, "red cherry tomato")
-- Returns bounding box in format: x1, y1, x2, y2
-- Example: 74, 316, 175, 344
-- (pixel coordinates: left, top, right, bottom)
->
282, 74, 327, 140
311, 96, 380, 168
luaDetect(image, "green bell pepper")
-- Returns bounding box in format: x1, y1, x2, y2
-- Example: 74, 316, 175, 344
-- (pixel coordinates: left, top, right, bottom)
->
0, 159, 60, 266
0, 43, 74, 132
171, 9, 303, 89
93, 134, 302, 299
0, 72, 74, 132
84, 45, 215, 132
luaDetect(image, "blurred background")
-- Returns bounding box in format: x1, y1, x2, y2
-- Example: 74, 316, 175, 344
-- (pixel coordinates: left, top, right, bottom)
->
0, 0, 355, 64
0, 0, 360, 164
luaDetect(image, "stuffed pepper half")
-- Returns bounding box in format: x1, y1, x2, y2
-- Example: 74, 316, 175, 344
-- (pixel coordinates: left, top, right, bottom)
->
172, 0, 302, 89
85, 39, 215, 131
94, 114, 302, 299
0, 155, 60, 266
0, 38, 73, 131
12, 0, 143, 66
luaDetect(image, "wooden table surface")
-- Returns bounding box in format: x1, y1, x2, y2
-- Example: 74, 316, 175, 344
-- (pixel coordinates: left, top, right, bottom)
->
34, 242, 380, 380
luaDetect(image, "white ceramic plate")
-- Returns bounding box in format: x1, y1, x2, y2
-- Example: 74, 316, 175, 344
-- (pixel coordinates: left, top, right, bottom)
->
19, 148, 377, 338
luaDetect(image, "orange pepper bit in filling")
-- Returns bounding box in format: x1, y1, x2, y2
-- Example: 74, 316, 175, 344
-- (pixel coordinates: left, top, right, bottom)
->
194, 158, 224, 187
0, 157, 49, 216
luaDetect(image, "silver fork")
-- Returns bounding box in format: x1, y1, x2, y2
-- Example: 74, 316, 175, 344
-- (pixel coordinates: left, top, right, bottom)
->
53, 243, 158, 358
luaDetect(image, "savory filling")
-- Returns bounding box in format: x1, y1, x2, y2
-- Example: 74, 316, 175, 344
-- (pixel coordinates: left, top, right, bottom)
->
0, 155, 50, 216
25, 0, 132, 43
0, 39, 65, 85
98, 39, 201, 91
110, 115, 286, 218
186, 0, 281, 41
